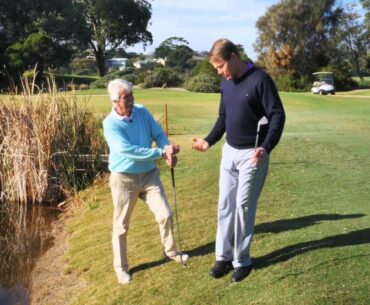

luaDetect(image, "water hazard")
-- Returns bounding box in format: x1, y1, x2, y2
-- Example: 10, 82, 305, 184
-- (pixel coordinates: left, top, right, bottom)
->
0, 200, 59, 305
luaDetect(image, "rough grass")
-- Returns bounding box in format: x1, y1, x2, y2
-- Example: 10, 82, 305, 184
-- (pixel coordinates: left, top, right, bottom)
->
63, 90, 370, 305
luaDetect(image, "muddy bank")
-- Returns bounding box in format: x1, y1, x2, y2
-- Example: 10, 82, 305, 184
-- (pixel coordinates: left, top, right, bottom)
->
30, 216, 87, 305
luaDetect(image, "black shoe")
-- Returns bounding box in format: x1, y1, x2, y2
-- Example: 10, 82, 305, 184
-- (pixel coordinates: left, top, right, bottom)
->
209, 261, 233, 278
231, 265, 253, 283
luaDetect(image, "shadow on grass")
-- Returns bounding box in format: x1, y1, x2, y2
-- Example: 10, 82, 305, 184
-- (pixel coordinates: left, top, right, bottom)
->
130, 214, 367, 274
130, 243, 216, 275
255, 213, 366, 234
130, 258, 169, 275
254, 228, 370, 269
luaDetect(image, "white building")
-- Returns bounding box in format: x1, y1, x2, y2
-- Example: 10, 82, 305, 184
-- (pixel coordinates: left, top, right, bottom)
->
106, 58, 129, 71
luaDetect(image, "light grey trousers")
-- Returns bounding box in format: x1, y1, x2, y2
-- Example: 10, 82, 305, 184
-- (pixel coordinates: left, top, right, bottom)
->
109, 168, 177, 273
216, 143, 269, 267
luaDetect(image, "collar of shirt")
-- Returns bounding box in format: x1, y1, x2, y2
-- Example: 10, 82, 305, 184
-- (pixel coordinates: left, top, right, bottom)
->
111, 107, 134, 121
233, 62, 256, 84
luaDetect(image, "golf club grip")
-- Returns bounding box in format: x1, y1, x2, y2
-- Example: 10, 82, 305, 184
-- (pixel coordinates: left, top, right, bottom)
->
171, 168, 175, 188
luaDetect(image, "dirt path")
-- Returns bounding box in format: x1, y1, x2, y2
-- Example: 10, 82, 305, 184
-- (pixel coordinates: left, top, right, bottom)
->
30, 215, 86, 305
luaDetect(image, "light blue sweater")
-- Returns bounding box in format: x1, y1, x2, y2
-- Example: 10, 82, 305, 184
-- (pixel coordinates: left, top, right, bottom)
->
103, 104, 169, 174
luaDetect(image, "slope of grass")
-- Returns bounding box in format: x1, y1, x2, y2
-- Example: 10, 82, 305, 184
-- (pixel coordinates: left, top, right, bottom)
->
65, 90, 370, 305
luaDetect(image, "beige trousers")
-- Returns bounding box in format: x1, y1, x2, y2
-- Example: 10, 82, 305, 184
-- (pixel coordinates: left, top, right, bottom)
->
109, 168, 177, 273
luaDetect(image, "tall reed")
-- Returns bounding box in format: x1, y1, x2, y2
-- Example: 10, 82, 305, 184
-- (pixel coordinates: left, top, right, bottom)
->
0, 73, 107, 292
0, 74, 107, 205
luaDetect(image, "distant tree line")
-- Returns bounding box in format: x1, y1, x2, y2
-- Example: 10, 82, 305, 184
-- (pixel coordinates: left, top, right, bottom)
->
254, 0, 370, 91
0, 0, 152, 87
0, 0, 369, 92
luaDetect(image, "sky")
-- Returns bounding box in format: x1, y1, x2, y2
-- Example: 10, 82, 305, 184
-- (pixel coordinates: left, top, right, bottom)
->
126, 0, 364, 61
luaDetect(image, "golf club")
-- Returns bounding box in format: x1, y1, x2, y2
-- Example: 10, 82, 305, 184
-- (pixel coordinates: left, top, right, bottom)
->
254, 116, 269, 149
170, 167, 186, 267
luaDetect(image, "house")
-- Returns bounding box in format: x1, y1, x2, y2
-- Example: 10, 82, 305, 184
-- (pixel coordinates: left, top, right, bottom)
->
133, 57, 166, 69
106, 58, 129, 71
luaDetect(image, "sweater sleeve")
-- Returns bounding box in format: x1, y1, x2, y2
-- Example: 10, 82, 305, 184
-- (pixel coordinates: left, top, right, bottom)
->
258, 74, 286, 153
204, 93, 226, 146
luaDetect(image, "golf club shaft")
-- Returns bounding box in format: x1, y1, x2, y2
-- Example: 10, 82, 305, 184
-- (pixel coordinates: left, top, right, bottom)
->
254, 132, 260, 149
170, 167, 185, 265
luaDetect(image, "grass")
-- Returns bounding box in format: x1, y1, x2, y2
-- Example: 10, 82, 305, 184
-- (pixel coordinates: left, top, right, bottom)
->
62, 89, 370, 305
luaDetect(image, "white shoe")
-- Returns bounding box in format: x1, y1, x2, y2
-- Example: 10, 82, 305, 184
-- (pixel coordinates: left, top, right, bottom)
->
116, 271, 131, 284
168, 252, 189, 263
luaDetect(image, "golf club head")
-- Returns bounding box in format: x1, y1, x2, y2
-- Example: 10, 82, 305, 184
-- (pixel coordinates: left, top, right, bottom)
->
257, 116, 269, 132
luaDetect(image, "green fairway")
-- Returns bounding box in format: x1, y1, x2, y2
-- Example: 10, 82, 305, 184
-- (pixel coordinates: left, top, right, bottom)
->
65, 89, 370, 305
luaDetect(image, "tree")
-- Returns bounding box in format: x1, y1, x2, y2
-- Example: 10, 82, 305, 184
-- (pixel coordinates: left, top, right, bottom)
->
332, 3, 369, 79
154, 37, 194, 69
235, 44, 251, 62
254, 0, 341, 81
360, 0, 370, 29
0, 0, 85, 85
0, 0, 153, 83
76, 0, 153, 76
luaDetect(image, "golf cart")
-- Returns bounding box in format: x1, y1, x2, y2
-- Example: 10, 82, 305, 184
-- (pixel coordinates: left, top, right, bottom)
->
311, 72, 335, 95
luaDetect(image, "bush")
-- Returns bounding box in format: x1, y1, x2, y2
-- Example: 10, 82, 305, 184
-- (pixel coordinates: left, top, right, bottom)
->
190, 60, 218, 77
79, 83, 90, 90
66, 83, 79, 91
184, 73, 220, 93
51, 74, 98, 90
143, 67, 183, 88
90, 68, 137, 89
71, 57, 96, 75
274, 74, 310, 92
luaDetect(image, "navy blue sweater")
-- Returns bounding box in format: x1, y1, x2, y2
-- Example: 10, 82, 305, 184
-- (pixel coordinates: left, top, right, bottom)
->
205, 66, 285, 153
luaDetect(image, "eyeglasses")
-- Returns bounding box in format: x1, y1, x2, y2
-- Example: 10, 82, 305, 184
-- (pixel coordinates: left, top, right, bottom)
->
119, 92, 133, 101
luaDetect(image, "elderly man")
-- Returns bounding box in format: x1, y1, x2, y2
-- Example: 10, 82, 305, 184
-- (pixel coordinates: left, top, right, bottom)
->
192, 39, 285, 283
103, 79, 188, 285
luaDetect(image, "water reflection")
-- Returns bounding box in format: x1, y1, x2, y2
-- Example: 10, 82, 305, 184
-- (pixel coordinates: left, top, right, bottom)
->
0, 199, 58, 304
0, 285, 29, 305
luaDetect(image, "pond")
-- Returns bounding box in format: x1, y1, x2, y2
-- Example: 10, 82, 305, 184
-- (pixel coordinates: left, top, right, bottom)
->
0, 200, 60, 305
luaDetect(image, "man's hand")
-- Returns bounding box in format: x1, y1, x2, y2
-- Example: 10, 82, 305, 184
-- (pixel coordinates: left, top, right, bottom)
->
164, 144, 180, 156
191, 138, 209, 152
165, 154, 177, 168
251, 147, 267, 167
164, 144, 180, 168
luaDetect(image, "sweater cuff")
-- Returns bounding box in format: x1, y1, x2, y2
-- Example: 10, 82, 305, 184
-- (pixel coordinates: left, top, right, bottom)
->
203, 137, 214, 147
261, 143, 271, 154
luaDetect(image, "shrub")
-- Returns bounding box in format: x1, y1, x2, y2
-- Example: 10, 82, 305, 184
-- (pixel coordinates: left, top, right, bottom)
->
66, 83, 79, 91
190, 60, 218, 77
274, 74, 310, 92
184, 73, 220, 93
79, 83, 90, 90
143, 67, 183, 88
51, 74, 98, 89
90, 68, 137, 89
71, 57, 96, 75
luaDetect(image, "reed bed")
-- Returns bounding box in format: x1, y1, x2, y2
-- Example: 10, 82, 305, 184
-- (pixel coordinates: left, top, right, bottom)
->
0, 75, 107, 288
0, 76, 107, 205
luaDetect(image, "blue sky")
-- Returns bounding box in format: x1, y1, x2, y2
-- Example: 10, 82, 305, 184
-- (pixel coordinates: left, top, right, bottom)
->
126, 0, 364, 61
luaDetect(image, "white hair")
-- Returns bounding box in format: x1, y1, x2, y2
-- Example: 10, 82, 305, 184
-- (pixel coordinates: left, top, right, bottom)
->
107, 79, 132, 102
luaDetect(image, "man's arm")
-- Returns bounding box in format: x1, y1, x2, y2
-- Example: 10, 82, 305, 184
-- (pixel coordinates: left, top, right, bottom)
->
204, 94, 226, 147
259, 74, 286, 153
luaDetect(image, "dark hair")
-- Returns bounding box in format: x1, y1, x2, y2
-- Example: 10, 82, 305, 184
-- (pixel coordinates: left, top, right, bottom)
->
209, 38, 240, 61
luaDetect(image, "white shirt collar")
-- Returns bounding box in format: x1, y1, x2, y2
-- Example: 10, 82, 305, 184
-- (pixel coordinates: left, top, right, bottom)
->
112, 106, 134, 121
